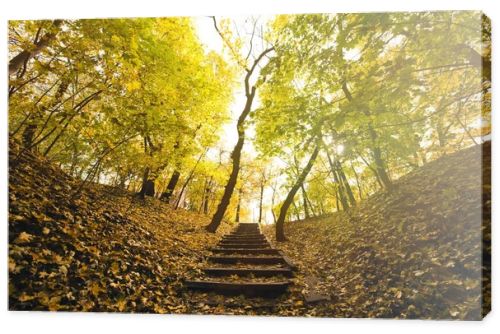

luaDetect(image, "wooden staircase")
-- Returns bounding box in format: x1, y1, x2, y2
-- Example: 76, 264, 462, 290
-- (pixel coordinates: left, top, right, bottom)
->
185, 223, 295, 298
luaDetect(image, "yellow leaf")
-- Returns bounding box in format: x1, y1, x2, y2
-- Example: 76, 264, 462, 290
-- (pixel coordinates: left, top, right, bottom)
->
117, 298, 127, 312
111, 262, 120, 275
18, 293, 35, 302
14, 232, 33, 244
8, 258, 17, 272
48, 296, 61, 311
90, 282, 101, 297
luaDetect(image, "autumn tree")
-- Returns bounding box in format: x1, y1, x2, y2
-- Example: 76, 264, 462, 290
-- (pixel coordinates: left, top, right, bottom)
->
205, 17, 274, 233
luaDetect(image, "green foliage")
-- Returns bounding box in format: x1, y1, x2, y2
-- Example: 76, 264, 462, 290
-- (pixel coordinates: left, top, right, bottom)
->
9, 18, 235, 189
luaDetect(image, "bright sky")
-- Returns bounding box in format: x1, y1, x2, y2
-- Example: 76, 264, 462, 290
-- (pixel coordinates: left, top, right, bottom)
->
194, 16, 253, 154
193, 16, 278, 224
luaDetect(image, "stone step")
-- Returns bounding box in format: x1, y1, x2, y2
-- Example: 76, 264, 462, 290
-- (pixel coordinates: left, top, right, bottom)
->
184, 279, 290, 297
208, 256, 286, 265
218, 243, 271, 249
203, 267, 293, 277
210, 248, 281, 255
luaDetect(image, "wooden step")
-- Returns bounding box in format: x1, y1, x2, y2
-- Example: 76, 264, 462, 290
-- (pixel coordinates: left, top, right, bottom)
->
184, 279, 290, 297
223, 235, 266, 240
221, 239, 267, 244
220, 239, 268, 245
222, 235, 266, 239
210, 248, 281, 255
208, 256, 286, 265
235, 230, 260, 234
218, 243, 270, 249
204, 267, 293, 277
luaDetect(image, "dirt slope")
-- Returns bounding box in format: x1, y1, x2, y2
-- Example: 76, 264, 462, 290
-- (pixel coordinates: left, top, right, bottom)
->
264, 141, 490, 320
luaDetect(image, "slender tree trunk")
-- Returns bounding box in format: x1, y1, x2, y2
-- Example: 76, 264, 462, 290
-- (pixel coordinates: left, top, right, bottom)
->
301, 185, 310, 219
235, 188, 242, 223
174, 150, 206, 209
319, 199, 325, 215
138, 167, 155, 198
304, 188, 316, 217
270, 181, 277, 224
258, 181, 264, 223
335, 187, 340, 212
369, 126, 392, 189
161, 170, 180, 202
137, 136, 155, 199
350, 162, 363, 201
203, 177, 212, 214
336, 160, 356, 206
342, 81, 391, 189
204, 35, 273, 232
174, 175, 192, 209
23, 77, 69, 149
357, 150, 384, 189
206, 89, 255, 232
292, 201, 301, 221
276, 143, 320, 242
325, 148, 349, 211
9, 20, 63, 75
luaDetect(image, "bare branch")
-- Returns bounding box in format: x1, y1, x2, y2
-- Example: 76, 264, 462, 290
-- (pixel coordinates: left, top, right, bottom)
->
245, 18, 258, 61
211, 16, 248, 70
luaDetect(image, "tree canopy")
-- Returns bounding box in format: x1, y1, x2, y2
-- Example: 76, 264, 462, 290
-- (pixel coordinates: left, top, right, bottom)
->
9, 12, 490, 240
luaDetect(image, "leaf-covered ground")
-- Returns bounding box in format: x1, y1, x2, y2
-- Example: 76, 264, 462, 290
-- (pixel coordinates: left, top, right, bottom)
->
8, 141, 233, 313
263, 141, 491, 320
9, 141, 490, 318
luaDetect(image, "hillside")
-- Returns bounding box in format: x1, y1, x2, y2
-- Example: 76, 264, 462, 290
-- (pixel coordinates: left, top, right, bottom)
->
9, 141, 490, 318
263, 141, 491, 320
8, 141, 232, 312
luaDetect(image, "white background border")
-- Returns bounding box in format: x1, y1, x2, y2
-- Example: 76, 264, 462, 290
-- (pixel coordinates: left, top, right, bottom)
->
1, 1, 498, 333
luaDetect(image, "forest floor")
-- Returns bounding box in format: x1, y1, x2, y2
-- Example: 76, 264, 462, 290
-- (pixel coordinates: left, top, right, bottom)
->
263, 141, 491, 320
8, 140, 490, 318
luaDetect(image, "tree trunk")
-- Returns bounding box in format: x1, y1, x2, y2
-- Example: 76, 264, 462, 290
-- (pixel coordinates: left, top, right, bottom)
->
174, 175, 191, 209
258, 181, 264, 223
22, 76, 69, 149
335, 187, 340, 212
174, 150, 206, 209
203, 177, 212, 214
342, 81, 391, 190
301, 185, 310, 219
9, 20, 63, 75
161, 170, 180, 202
270, 181, 277, 224
206, 89, 255, 232
325, 148, 349, 211
292, 201, 301, 221
336, 159, 356, 206
368, 125, 392, 189
235, 188, 242, 223
304, 188, 316, 217
204, 37, 273, 233
138, 167, 155, 198
350, 162, 363, 201
276, 143, 320, 242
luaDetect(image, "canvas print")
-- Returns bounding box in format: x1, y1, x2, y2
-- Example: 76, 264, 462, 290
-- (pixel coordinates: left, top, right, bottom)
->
8, 11, 491, 319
